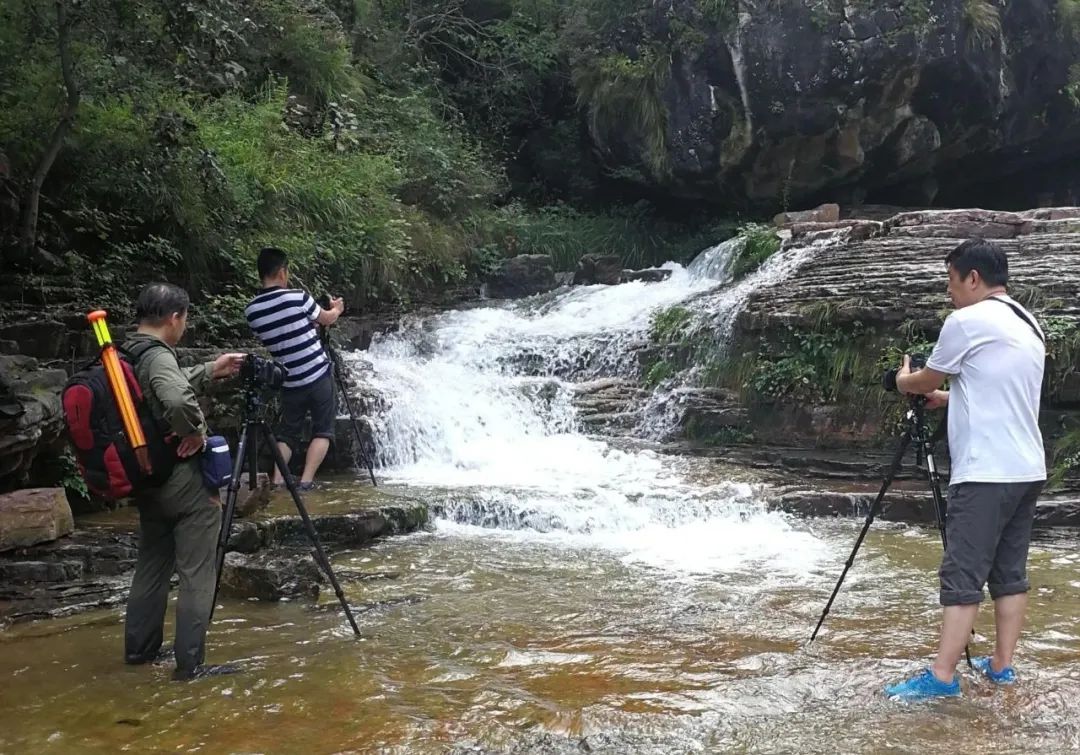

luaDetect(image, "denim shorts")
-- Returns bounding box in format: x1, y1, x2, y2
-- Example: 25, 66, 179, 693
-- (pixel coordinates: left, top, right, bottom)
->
277, 370, 336, 451
938, 480, 1044, 606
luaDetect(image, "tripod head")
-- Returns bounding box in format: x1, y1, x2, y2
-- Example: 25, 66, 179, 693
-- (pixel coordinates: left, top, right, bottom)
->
238, 354, 285, 423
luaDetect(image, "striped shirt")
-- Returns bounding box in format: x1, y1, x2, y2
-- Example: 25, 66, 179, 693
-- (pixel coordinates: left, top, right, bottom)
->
245, 287, 330, 389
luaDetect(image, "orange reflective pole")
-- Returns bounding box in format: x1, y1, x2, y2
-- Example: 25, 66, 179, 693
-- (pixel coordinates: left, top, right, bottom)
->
88, 311, 151, 473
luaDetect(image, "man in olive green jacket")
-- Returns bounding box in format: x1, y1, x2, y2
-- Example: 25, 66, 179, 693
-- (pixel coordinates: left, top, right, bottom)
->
121, 283, 244, 681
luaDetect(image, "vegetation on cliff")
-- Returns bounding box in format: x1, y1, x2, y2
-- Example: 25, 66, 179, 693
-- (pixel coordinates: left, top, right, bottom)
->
0, 0, 733, 337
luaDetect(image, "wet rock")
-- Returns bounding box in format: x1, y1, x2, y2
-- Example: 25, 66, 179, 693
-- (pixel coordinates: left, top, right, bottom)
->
0, 320, 68, 360
0, 488, 74, 552
332, 416, 378, 479
573, 254, 623, 286
0, 356, 67, 488
486, 255, 556, 299
0, 528, 139, 624
774, 203, 841, 227
572, 378, 648, 433
671, 388, 747, 444
622, 268, 673, 283
219, 551, 321, 602
1034, 498, 1080, 527
228, 472, 272, 518
226, 521, 265, 554
269, 511, 391, 548
554, 271, 575, 287
0, 559, 83, 583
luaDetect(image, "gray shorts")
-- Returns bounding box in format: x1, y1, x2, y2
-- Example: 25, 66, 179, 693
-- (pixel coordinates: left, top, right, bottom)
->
277, 369, 336, 452
939, 480, 1044, 606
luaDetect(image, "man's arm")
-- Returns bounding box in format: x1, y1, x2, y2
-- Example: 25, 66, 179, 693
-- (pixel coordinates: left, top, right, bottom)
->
145, 351, 208, 439
183, 362, 216, 394
183, 353, 245, 393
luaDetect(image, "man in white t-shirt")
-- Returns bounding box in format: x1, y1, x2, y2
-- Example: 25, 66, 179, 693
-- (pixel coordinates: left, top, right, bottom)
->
883, 238, 1046, 701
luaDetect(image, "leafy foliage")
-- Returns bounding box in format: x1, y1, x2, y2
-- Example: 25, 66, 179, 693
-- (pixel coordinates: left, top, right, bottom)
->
1050, 426, 1080, 489
650, 306, 693, 344
731, 223, 781, 279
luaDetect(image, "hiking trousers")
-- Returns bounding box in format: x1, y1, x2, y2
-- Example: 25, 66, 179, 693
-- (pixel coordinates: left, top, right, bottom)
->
124, 458, 221, 674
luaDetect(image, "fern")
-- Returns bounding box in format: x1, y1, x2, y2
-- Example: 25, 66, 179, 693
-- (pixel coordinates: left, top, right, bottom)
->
573, 48, 672, 179
964, 0, 1002, 49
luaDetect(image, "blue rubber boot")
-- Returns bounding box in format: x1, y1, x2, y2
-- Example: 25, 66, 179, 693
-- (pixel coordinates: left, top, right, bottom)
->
884, 668, 961, 700
971, 656, 1017, 685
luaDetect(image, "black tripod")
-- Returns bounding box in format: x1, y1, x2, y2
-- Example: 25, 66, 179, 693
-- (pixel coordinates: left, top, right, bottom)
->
210, 378, 361, 636
324, 339, 377, 487
808, 398, 972, 666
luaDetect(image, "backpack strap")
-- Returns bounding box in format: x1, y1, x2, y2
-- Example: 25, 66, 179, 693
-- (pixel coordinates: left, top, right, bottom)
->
120, 338, 172, 366
988, 296, 1045, 344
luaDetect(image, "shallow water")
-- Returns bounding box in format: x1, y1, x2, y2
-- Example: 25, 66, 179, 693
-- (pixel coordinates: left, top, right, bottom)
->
7, 240, 1077, 753
2, 490, 1079, 754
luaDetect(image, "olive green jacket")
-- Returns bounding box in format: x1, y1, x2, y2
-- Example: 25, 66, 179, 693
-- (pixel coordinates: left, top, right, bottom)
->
122, 332, 215, 438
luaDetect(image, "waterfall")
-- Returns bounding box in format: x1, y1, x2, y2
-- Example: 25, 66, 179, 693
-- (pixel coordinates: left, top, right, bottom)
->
348, 234, 826, 574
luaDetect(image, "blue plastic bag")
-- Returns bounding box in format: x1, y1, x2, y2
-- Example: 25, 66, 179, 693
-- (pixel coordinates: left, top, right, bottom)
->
201, 435, 233, 491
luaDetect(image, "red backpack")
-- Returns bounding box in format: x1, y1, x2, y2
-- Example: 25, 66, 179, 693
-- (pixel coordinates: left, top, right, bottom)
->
62, 341, 177, 500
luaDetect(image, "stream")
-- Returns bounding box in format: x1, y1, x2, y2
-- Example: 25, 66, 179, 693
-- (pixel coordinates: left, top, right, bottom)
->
3, 239, 1079, 753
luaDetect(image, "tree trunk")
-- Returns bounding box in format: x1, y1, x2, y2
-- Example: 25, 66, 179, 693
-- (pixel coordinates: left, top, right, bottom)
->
15, 0, 79, 264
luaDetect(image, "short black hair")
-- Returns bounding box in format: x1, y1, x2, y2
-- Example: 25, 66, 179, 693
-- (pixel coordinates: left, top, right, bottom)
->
945, 238, 1008, 287
257, 247, 288, 280
135, 283, 190, 326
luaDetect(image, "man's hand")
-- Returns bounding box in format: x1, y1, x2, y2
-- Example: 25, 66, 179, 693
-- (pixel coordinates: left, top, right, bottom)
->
177, 432, 207, 458
896, 355, 948, 396
331, 296, 344, 314
212, 353, 246, 380
923, 390, 949, 410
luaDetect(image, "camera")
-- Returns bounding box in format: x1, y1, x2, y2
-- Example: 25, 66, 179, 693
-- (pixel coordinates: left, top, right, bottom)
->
882, 353, 927, 392
241, 354, 287, 391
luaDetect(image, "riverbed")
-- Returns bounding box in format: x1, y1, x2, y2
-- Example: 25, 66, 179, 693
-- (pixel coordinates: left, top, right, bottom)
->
2, 488, 1079, 753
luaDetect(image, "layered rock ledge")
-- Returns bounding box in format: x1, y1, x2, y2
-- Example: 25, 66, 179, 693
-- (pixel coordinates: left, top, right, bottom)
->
0, 487, 427, 626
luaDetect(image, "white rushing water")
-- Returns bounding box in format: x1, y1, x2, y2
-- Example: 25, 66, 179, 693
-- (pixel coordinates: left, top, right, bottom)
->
354, 237, 830, 575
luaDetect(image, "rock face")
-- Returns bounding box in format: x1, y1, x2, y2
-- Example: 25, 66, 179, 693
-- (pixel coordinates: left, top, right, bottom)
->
486, 254, 557, 298
0, 488, 73, 552
737, 207, 1080, 339
590, 0, 1080, 209
702, 206, 1080, 488
0, 356, 67, 490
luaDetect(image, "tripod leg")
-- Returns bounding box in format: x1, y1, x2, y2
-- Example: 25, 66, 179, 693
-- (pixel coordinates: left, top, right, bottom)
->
264, 425, 362, 636
330, 354, 378, 486
921, 441, 974, 668
809, 427, 913, 643
210, 423, 250, 624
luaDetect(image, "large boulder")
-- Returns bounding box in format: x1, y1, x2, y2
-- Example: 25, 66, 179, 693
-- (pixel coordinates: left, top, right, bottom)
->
573, 254, 623, 285
0, 357, 67, 490
485, 254, 557, 298
572, 0, 1080, 209
218, 551, 321, 602
0, 488, 74, 552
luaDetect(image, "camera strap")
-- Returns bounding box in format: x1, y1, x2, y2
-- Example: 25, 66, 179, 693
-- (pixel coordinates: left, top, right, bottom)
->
988, 296, 1044, 344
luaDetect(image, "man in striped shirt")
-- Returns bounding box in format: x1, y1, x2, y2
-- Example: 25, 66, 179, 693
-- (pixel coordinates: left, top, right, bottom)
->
245, 247, 344, 490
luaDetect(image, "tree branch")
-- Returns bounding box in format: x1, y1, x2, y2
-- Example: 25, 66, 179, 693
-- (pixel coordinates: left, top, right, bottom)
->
16, 0, 80, 263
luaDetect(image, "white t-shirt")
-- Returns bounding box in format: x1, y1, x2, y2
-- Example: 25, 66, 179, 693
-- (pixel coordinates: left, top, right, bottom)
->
926, 294, 1046, 485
